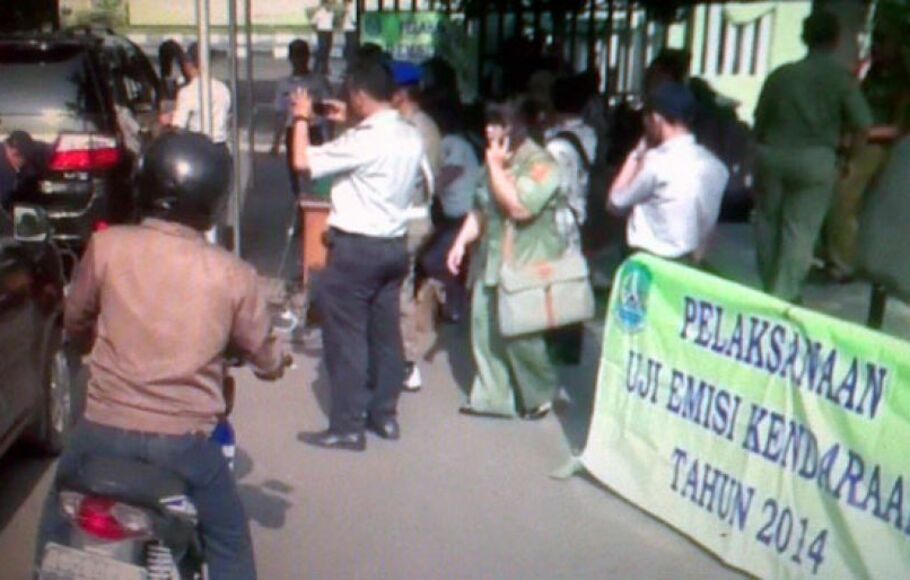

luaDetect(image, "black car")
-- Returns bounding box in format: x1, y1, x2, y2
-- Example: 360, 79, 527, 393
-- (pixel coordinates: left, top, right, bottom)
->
0, 29, 160, 266
0, 205, 77, 457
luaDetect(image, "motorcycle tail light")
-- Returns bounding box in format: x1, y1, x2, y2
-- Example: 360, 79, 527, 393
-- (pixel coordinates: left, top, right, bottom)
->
74, 496, 151, 541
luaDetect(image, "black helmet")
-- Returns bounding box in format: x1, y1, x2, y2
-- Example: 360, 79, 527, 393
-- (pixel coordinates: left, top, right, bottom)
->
136, 133, 231, 230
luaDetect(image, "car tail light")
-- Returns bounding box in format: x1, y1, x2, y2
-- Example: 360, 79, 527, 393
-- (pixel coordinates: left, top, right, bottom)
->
93, 220, 110, 232
49, 134, 122, 172
60, 493, 152, 541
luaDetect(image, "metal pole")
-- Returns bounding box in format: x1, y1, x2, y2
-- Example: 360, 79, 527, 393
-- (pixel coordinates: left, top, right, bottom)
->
867, 285, 888, 329
244, 0, 255, 189
195, 0, 213, 138
228, 0, 242, 255
587, 0, 596, 69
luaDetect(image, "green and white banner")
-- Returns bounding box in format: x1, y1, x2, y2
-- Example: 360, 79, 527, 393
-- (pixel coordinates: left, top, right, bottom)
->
580, 254, 910, 578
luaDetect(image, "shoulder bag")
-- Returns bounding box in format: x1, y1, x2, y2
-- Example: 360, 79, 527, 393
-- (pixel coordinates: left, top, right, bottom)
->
497, 220, 595, 338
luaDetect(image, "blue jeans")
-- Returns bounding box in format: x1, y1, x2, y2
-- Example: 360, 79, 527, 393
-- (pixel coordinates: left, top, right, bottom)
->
36, 420, 256, 580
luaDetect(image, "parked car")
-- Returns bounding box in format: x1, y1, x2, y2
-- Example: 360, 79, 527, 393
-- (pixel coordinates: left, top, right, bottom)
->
0, 29, 160, 268
0, 205, 78, 458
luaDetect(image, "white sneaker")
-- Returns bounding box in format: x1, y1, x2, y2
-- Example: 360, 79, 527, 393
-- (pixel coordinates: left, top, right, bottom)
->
403, 363, 422, 392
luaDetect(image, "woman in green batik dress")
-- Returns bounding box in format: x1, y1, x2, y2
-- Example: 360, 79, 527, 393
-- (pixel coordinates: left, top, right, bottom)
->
446, 101, 565, 420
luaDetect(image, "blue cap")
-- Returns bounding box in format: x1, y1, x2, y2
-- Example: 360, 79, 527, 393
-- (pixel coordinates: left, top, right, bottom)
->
391, 60, 422, 87
646, 82, 696, 124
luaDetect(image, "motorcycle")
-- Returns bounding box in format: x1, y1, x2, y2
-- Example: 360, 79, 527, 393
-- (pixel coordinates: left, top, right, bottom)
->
36, 356, 275, 580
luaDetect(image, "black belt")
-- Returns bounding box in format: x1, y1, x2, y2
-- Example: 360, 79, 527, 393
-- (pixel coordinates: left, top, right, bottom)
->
329, 227, 406, 242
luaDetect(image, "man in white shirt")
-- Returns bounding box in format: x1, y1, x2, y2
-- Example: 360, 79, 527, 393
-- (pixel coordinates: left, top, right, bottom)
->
290, 59, 424, 451
608, 82, 729, 263
313, 2, 335, 74
163, 43, 232, 147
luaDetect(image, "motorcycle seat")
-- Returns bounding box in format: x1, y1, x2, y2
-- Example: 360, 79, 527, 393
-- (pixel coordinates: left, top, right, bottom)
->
59, 455, 189, 513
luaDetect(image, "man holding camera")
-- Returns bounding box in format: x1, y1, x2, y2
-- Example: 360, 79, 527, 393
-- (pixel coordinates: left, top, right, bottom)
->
290, 60, 425, 451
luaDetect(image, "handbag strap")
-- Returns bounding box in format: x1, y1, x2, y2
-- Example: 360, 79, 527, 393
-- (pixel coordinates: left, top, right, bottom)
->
502, 220, 516, 267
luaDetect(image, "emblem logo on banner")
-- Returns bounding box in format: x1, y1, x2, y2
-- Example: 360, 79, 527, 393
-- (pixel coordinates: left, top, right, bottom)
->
615, 262, 652, 333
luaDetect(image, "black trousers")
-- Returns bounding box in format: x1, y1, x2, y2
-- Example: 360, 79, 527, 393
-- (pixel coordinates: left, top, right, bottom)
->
418, 215, 468, 318
317, 229, 408, 434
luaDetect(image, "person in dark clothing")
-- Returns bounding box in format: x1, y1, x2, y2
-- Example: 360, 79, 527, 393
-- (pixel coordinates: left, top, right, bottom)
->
0, 131, 38, 211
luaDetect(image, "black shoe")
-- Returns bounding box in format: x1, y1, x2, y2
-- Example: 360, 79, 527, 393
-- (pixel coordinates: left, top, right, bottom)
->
298, 429, 366, 451
367, 417, 400, 440
458, 405, 514, 419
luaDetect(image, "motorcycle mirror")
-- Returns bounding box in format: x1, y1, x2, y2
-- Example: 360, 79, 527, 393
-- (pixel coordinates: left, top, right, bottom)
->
13, 204, 52, 244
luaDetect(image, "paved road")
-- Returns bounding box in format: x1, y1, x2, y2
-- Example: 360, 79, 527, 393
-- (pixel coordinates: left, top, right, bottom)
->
3, 57, 910, 578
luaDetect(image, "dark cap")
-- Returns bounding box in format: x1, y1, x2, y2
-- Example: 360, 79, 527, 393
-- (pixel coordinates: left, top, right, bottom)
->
391, 60, 422, 87
645, 82, 696, 125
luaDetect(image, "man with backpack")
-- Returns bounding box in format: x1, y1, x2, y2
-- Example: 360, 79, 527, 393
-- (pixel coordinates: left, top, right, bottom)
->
544, 75, 598, 365
545, 74, 598, 252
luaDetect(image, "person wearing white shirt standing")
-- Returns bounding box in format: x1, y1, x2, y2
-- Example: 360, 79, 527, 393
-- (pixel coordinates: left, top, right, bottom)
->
313, 2, 336, 74
290, 59, 424, 451
608, 82, 729, 263
164, 43, 232, 147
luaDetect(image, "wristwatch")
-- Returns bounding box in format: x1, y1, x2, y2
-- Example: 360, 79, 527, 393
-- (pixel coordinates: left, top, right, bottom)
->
293, 115, 310, 124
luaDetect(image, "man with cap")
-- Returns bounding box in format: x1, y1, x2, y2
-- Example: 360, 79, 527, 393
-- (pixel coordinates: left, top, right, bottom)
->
0, 131, 39, 212
608, 82, 729, 262
162, 42, 232, 149
391, 60, 441, 393
753, 11, 872, 302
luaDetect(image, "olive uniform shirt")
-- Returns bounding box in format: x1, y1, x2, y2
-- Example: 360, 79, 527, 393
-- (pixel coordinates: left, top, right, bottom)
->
474, 139, 564, 287
754, 52, 873, 149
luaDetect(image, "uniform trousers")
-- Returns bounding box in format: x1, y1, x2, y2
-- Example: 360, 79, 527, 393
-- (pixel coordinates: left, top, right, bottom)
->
401, 216, 433, 363
468, 284, 558, 416
825, 143, 889, 277
318, 229, 408, 434
754, 145, 838, 302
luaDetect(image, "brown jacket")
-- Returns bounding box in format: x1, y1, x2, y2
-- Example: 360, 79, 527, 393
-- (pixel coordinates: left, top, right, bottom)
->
65, 219, 282, 435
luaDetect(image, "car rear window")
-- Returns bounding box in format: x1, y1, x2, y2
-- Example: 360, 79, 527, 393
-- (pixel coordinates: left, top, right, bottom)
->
0, 44, 108, 136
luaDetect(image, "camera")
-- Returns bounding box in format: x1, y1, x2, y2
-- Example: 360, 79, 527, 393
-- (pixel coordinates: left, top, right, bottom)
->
313, 101, 334, 116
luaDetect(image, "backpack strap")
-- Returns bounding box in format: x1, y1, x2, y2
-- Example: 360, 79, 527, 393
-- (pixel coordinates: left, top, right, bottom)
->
549, 130, 592, 172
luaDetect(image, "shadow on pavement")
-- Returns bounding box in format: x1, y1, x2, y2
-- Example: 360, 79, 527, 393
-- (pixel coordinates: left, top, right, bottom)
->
234, 448, 294, 530
0, 444, 54, 533
424, 318, 474, 397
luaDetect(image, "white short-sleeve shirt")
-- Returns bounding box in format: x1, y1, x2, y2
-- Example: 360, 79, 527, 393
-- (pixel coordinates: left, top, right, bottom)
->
314, 7, 335, 31
611, 134, 729, 258
309, 109, 424, 238
171, 76, 232, 144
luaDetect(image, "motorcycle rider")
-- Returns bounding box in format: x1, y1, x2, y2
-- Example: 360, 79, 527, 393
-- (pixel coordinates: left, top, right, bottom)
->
35, 132, 288, 579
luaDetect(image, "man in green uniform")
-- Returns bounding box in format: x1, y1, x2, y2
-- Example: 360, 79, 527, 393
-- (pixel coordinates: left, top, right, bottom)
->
447, 103, 565, 419
753, 10, 873, 302
824, 2, 910, 280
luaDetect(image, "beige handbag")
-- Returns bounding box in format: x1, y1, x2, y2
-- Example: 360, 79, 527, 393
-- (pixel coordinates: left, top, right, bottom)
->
497, 222, 595, 338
